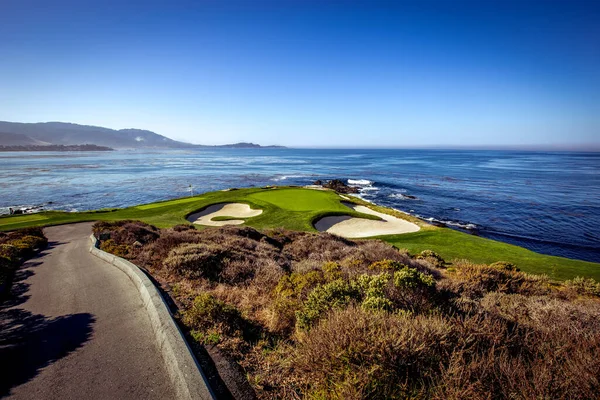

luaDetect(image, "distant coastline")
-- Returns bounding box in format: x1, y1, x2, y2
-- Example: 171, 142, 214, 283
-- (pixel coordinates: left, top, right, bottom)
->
0, 144, 114, 152
0, 121, 285, 149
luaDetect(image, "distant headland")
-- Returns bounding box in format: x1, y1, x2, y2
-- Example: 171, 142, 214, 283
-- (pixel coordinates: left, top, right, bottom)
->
0, 121, 285, 150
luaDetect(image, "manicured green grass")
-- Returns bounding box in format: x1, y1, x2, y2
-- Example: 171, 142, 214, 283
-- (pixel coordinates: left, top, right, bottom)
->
381, 229, 600, 281
248, 189, 346, 211
1, 186, 597, 280
0, 187, 374, 232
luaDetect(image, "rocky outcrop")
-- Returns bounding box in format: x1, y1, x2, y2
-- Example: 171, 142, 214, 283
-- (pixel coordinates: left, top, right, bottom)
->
314, 179, 359, 194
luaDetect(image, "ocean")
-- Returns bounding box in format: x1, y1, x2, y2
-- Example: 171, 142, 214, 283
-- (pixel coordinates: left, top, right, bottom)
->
1, 148, 598, 263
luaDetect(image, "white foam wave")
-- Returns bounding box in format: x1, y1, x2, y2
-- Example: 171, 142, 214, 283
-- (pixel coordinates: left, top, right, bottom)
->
389, 193, 414, 200
271, 175, 306, 182
348, 179, 372, 185
422, 216, 477, 230
360, 186, 380, 192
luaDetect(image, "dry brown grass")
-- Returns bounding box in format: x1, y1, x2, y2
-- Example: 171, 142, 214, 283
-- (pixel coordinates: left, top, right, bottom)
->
289, 306, 455, 399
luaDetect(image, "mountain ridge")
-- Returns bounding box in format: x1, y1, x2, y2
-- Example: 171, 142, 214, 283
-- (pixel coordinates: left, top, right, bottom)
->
0, 121, 284, 149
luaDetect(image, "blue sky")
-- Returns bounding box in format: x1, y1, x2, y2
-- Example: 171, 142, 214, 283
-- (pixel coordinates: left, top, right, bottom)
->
0, 0, 598, 147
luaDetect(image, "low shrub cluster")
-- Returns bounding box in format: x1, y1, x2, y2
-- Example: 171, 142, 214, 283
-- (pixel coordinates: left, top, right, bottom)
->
94, 221, 600, 399
0, 227, 47, 295
565, 276, 600, 297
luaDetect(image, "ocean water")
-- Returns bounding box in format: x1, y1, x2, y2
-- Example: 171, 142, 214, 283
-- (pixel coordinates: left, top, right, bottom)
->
0, 148, 598, 263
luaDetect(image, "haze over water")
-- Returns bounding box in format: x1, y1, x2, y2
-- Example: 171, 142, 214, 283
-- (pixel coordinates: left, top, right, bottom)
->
1, 148, 598, 263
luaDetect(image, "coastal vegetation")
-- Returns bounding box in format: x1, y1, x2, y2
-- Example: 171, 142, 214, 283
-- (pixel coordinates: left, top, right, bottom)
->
1, 187, 598, 280
0, 227, 47, 299
93, 220, 600, 399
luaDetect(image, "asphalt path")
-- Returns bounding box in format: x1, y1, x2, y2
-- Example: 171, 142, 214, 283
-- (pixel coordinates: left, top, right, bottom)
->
0, 223, 176, 399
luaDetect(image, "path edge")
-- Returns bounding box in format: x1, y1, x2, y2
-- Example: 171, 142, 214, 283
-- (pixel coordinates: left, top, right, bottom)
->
89, 234, 215, 400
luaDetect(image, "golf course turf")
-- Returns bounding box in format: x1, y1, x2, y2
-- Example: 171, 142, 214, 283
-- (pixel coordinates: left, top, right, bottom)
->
1, 186, 598, 280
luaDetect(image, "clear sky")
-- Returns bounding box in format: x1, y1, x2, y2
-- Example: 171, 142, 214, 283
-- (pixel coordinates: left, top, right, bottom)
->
0, 0, 598, 148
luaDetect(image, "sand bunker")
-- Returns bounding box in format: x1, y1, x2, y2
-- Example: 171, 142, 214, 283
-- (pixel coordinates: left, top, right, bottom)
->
314, 202, 420, 238
187, 203, 263, 226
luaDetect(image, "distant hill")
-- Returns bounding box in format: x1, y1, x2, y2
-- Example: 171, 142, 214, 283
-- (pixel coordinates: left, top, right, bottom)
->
0, 131, 50, 146
0, 121, 284, 149
0, 144, 113, 152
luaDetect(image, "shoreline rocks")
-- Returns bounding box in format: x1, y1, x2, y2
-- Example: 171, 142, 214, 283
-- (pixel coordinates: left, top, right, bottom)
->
313, 179, 359, 194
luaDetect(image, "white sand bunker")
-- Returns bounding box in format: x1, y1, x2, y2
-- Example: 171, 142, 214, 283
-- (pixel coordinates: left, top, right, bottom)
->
187, 203, 263, 226
315, 202, 420, 238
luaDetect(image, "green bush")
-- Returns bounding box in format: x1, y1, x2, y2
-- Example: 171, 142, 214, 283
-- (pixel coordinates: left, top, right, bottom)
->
296, 279, 361, 330
393, 266, 436, 289
270, 269, 332, 333
322, 261, 342, 281
274, 270, 326, 301
369, 259, 407, 272
386, 266, 437, 312
356, 273, 393, 311
183, 293, 242, 334
191, 329, 222, 345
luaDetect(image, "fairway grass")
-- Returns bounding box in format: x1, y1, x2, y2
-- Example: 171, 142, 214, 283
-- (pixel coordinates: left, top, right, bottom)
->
1, 186, 597, 280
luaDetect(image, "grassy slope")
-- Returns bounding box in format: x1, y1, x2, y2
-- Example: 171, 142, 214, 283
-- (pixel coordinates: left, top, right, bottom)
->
0, 187, 597, 280
381, 229, 600, 281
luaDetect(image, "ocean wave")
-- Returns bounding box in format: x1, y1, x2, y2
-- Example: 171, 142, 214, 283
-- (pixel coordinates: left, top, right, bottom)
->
271, 175, 308, 182
419, 216, 477, 230
360, 186, 380, 192
389, 193, 417, 200
348, 179, 372, 185
354, 194, 374, 203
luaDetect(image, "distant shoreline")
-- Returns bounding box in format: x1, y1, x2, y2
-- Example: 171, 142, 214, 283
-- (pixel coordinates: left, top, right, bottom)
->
0, 144, 114, 152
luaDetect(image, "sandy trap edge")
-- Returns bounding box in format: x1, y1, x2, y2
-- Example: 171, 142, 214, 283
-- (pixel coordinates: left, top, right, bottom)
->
187, 203, 263, 226
314, 202, 420, 238
89, 235, 215, 400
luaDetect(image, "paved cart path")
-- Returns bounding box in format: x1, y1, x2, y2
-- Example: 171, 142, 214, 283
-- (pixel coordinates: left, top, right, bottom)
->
0, 223, 176, 399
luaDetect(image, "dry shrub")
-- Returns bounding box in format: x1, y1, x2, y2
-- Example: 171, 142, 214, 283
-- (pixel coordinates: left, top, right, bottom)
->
99, 239, 130, 258
93, 220, 157, 240
113, 222, 159, 244
163, 242, 227, 280
416, 249, 446, 268
290, 306, 454, 399
183, 293, 242, 331
135, 228, 204, 268
450, 259, 550, 299
160, 227, 286, 285
172, 223, 196, 231
92, 220, 159, 255
434, 293, 600, 399
386, 266, 437, 313
0, 227, 47, 262
282, 232, 412, 270
564, 276, 600, 297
